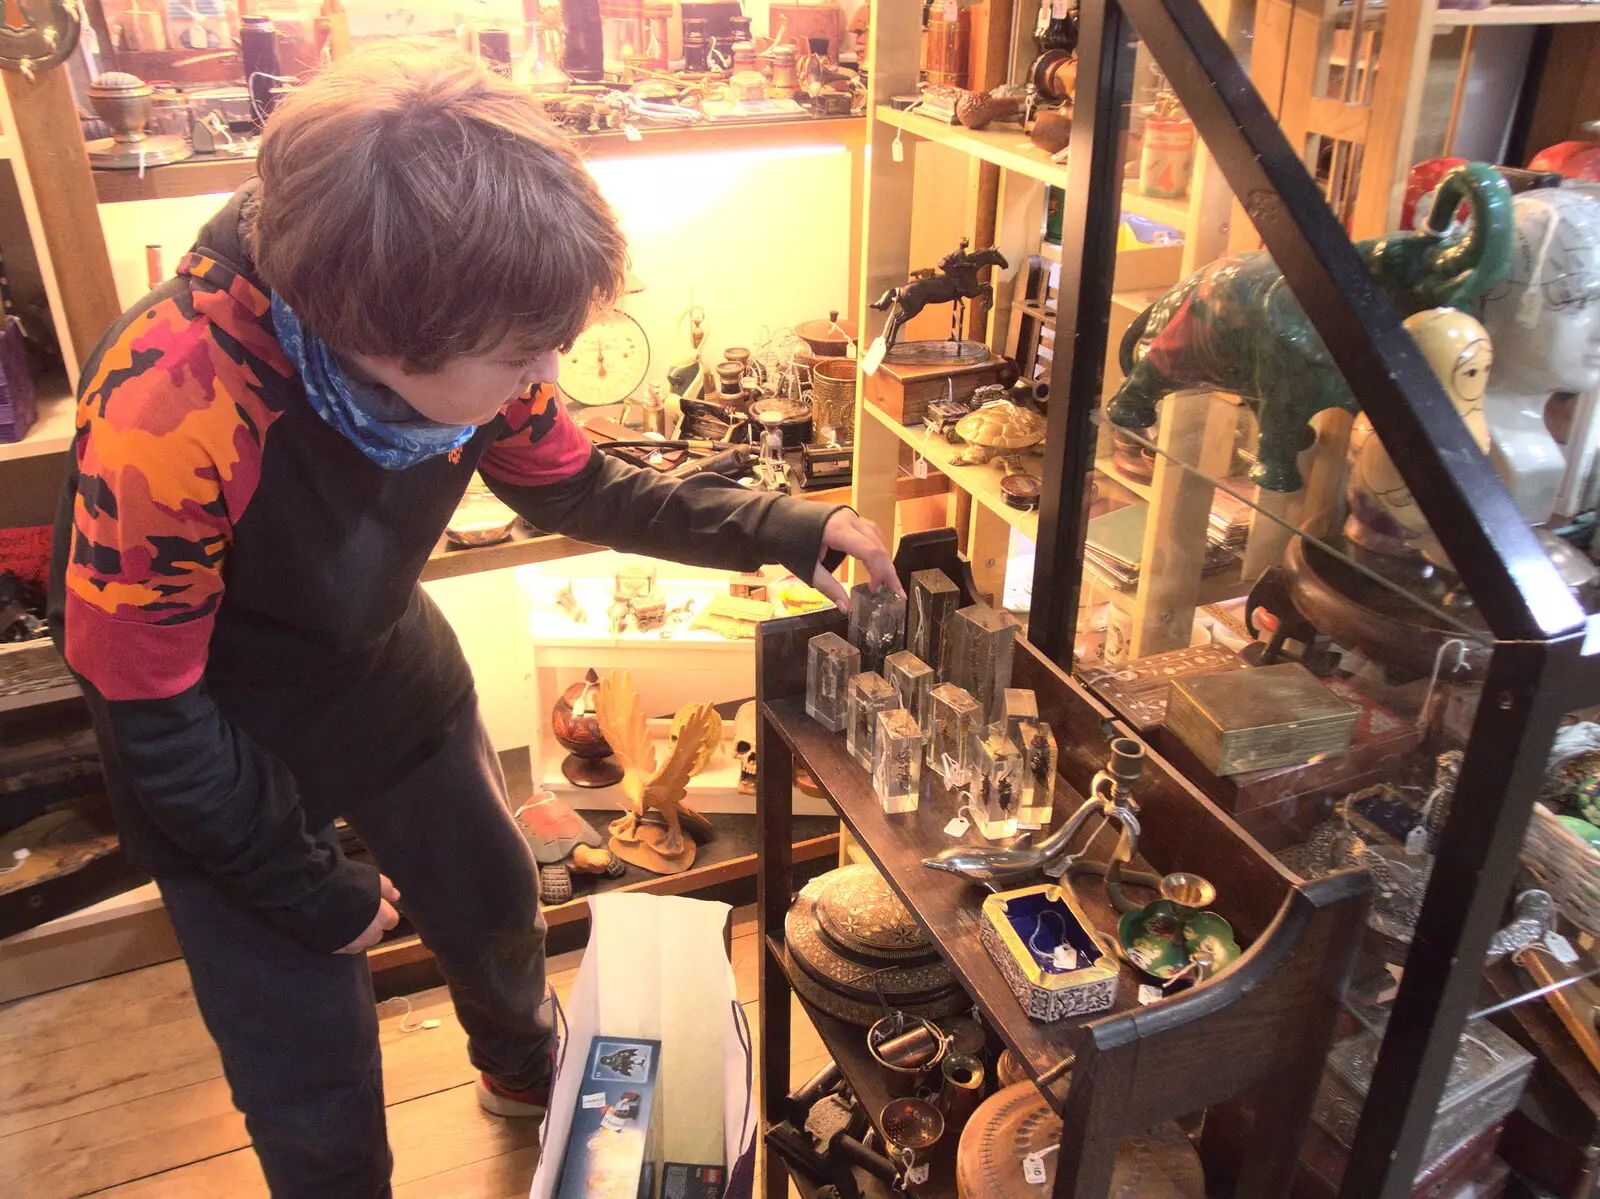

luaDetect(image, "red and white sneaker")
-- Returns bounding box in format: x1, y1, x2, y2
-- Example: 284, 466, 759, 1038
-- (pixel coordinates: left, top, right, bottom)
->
475, 1073, 551, 1118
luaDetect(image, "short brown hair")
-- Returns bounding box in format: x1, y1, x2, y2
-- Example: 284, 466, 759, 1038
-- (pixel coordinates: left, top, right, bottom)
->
251, 45, 626, 373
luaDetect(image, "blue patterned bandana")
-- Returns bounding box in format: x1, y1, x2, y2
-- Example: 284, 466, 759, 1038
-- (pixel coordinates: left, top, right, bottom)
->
270, 293, 477, 470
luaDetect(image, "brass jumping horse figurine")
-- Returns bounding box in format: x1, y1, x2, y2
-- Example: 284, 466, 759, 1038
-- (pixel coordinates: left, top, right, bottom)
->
870, 238, 1010, 354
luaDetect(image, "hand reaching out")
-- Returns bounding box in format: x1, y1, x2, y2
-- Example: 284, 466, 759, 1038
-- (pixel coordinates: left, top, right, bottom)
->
812, 509, 902, 612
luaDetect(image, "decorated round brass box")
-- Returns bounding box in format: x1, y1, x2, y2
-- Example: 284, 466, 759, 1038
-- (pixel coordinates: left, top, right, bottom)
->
957, 1084, 1204, 1198
785, 865, 968, 1025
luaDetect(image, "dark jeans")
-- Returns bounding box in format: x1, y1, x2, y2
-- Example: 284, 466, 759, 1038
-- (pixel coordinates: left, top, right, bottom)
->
158, 698, 550, 1199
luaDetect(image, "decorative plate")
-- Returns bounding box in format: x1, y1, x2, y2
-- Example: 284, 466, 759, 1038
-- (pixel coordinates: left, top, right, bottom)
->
1117, 900, 1241, 982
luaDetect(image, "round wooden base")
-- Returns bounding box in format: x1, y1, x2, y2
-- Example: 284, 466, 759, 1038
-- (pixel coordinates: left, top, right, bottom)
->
560, 753, 624, 788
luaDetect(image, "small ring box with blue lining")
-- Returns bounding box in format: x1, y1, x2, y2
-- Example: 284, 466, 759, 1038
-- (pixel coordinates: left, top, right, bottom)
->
980, 883, 1120, 1022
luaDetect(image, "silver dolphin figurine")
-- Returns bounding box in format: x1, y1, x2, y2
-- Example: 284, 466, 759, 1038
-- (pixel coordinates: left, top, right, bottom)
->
924, 737, 1148, 892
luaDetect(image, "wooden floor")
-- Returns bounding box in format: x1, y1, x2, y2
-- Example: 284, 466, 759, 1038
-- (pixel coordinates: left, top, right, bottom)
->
0, 911, 828, 1198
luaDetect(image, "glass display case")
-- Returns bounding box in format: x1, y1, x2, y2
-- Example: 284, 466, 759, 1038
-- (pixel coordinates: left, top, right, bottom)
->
844, 0, 1600, 1194
1042, 2, 1600, 1194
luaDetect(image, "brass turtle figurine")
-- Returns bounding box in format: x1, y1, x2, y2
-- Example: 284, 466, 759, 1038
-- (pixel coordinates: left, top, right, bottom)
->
949, 400, 1047, 465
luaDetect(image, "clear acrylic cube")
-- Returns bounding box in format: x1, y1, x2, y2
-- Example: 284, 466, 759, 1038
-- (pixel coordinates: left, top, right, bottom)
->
884, 650, 935, 728
927, 682, 984, 784
806, 632, 859, 732
846, 671, 898, 768
848, 583, 907, 676
1015, 719, 1059, 830
872, 707, 924, 814
970, 725, 1023, 840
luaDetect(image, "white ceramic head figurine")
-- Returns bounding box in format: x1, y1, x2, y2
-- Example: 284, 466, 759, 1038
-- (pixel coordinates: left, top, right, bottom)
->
1481, 188, 1600, 393
1345, 308, 1493, 563
1475, 187, 1600, 523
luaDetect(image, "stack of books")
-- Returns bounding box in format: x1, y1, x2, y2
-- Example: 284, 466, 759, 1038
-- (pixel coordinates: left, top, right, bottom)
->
1085, 502, 1239, 591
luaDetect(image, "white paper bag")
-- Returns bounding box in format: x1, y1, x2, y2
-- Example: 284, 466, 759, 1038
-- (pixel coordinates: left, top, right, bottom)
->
530, 892, 756, 1199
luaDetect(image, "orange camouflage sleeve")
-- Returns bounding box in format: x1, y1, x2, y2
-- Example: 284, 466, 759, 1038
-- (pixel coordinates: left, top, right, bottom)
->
477, 383, 594, 487
64, 273, 290, 701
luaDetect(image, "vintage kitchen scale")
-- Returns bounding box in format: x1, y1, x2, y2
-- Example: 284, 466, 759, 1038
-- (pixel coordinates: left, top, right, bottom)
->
784, 864, 969, 1025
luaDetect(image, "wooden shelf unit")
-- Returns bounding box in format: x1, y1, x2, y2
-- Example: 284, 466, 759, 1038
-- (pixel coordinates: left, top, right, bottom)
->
754, 608, 1370, 1198
861, 401, 1039, 541
94, 115, 868, 204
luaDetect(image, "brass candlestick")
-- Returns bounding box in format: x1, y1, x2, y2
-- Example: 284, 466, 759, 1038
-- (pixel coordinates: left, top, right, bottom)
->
86, 72, 192, 169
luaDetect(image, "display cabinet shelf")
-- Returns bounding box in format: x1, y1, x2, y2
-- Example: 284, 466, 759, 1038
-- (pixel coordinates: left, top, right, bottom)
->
0, 375, 75, 462
862, 401, 1039, 542
874, 105, 1193, 231
367, 812, 839, 993
1433, 3, 1600, 26
756, 601, 1370, 1197
93, 115, 868, 204
763, 931, 959, 1199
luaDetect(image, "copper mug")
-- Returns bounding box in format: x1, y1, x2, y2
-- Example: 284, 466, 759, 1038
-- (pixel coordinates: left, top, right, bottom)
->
868, 1015, 948, 1097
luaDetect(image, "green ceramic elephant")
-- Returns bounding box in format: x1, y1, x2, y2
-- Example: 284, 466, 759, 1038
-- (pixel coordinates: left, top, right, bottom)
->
1106, 163, 1513, 491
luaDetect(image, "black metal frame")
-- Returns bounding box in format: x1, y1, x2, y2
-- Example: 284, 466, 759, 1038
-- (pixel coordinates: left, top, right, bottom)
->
1033, 1, 1600, 1195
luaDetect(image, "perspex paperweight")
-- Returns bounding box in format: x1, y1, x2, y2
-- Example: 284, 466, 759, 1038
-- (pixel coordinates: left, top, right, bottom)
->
848, 584, 907, 676
908, 568, 960, 677
846, 672, 898, 768
1001, 688, 1038, 747
946, 603, 1022, 722
806, 632, 859, 732
872, 707, 924, 815
927, 682, 984, 784
971, 726, 1023, 841
884, 650, 935, 727
1016, 719, 1059, 830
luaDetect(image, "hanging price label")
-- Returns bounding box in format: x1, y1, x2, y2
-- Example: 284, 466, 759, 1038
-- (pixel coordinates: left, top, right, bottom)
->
622, 123, 643, 142
601, 1110, 627, 1132
1404, 825, 1428, 856
913, 455, 929, 479
891, 133, 904, 164
1545, 930, 1580, 965
941, 0, 957, 20
1022, 1154, 1048, 1186
944, 815, 971, 837
1051, 945, 1078, 971
862, 336, 888, 375
1138, 984, 1163, 1006
907, 1163, 930, 1186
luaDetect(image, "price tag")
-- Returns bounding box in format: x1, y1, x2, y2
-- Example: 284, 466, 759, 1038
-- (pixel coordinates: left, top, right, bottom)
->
1404, 825, 1429, 856
1022, 1153, 1048, 1186
1546, 930, 1580, 965
907, 1163, 930, 1186
891, 133, 904, 164
941, 0, 957, 20
944, 815, 971, 837
622, 123, 643, 142
601, 1110, 627, 1132
581, 1092, 607, 1110
912, 455, 929, 479
1137, 984, 1163, 1006
1051, 945, 1078, 971
1051, 0, 1072, 17
862, 336, 888, 376
420, 1018, 441, 1029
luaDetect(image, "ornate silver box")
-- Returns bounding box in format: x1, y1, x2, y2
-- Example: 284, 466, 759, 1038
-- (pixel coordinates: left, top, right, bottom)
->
1311, 1017, 1533, 1164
